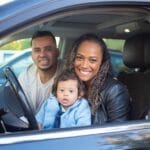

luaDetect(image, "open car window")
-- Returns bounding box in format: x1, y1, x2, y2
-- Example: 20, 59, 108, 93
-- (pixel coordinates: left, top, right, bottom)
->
0, 0, 150, 149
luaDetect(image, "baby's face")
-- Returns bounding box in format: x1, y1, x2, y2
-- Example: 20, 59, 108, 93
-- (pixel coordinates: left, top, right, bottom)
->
56, 79, 79, 109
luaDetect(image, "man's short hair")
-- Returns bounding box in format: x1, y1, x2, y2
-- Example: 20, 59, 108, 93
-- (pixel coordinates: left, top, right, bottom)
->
31, 30, 56, 45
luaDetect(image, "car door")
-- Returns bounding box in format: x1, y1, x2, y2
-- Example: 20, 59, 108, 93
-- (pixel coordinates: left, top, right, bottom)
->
0, 0, 150, 149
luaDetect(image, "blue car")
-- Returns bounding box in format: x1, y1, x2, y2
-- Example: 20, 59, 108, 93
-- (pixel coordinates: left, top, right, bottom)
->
0, 0, 150, 150
109, 50, 124, 77
0, 49, 32, 86
0, 50, 16, 65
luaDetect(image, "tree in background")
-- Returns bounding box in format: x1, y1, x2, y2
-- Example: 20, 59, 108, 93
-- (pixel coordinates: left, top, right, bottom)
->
0, 39, 31, 51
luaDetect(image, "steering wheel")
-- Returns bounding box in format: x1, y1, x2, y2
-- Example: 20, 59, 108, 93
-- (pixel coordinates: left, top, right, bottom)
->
2, 67, 38, 131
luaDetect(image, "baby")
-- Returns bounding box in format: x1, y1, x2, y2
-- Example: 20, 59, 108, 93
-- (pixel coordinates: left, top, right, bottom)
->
36, 69, 91, 129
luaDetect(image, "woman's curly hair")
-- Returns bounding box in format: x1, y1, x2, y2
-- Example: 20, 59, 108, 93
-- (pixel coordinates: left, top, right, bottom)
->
66, 33, 112, 115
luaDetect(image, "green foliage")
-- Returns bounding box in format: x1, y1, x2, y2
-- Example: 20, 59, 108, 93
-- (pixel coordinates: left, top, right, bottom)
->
104, 39, 125, 52
0, 38, 31, 51
0, 38, 124, 52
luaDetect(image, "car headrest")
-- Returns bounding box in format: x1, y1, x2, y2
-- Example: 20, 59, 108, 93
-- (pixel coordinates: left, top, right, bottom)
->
123, 34, 150, 69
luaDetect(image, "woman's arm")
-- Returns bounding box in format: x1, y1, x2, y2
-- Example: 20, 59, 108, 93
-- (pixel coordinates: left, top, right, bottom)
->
105, 81, 130, 122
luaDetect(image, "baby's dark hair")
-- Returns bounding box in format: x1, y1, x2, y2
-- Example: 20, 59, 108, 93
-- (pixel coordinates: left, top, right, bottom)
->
52, 69, 85, 97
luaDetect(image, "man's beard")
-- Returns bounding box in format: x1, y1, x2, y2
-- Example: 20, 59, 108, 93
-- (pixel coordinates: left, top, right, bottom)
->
38, 62, 57, 73
38, 65, 53, 72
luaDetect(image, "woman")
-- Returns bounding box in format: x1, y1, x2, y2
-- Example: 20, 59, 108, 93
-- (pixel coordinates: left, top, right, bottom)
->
67, 33, 130, 125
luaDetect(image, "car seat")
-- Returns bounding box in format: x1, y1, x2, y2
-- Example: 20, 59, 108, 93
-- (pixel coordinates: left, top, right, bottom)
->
118, 34, 150, 120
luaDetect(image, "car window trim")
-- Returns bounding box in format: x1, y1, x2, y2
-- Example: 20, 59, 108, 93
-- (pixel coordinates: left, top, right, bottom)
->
0, 121, 149, 145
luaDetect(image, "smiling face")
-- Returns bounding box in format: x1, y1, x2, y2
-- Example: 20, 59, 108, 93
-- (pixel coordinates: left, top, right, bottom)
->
32, 36, 58, 71
56, 79, 79, 109
74, 40, 103, 85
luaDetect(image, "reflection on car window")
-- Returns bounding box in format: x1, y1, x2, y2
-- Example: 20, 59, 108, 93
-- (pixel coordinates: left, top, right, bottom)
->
11, 55, 33, 77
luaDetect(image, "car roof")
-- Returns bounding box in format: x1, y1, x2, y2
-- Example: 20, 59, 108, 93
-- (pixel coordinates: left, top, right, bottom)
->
0, 0, 150, 46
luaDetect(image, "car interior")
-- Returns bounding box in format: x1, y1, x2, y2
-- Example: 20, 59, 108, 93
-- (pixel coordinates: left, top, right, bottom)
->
118, 34, 150, 120
0, 4, 150, 133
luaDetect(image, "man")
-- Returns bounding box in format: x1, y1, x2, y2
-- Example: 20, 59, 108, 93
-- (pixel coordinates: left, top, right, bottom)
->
19, 31, 64, 114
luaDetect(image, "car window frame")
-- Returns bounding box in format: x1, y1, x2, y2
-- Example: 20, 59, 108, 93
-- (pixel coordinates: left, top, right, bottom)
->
0, 1, 150, 148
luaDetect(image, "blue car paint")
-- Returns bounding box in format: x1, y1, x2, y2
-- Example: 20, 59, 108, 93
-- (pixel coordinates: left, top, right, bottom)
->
0, 0, 150, 150
0, 122, 150, 150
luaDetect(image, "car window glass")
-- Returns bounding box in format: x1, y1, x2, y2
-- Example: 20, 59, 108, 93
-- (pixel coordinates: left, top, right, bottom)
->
11, 54, 33, 77
0, 1, 149, 140
0, 37, 60, 50
104, 38, 125, 52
